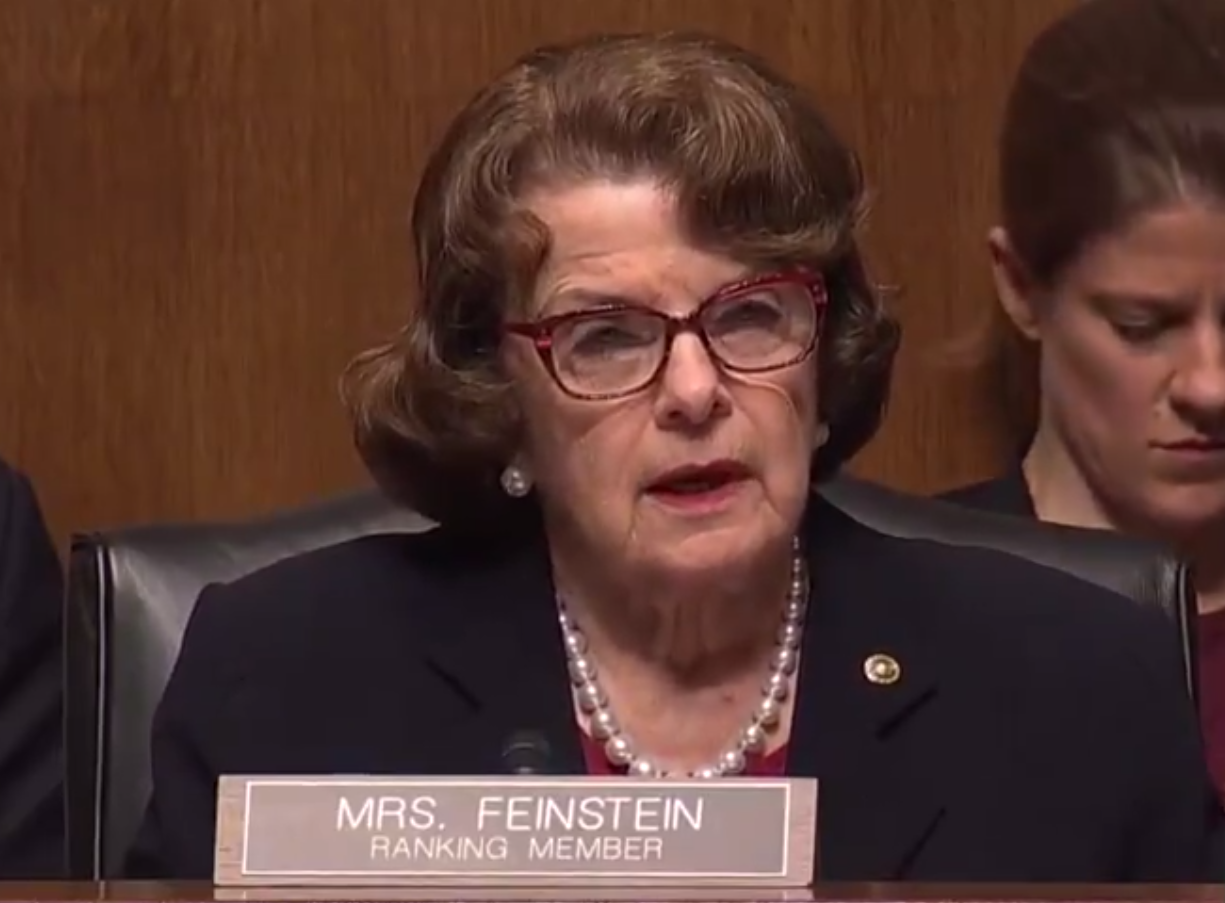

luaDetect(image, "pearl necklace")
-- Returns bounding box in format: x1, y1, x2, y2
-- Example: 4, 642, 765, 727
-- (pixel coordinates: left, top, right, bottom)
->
558, 539, 808, 778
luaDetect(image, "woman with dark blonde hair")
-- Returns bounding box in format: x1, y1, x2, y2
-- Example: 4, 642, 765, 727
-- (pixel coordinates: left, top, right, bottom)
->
944, 0, 1225, 807
128, 30, 1219, 881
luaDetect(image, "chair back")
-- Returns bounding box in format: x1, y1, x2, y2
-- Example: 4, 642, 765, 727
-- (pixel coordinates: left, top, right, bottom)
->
65, 489, 429, 878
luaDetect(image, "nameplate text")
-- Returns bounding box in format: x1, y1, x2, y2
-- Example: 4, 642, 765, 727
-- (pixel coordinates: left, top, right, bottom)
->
214, 775, 817, 888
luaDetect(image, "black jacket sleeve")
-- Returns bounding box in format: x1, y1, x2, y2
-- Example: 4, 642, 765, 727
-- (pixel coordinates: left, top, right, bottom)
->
0, 462, 66, 878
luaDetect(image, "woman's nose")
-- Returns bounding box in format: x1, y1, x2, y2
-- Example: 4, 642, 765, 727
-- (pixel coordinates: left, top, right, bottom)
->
655, 333, 726, 426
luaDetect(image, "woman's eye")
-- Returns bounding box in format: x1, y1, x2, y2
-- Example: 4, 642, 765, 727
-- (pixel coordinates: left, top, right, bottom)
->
1112, 320, 1166, 343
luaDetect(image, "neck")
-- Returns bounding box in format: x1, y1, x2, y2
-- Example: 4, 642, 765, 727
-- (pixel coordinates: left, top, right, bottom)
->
1022, 427, 1117, 533
549, 538, 793, 685
1024, 424, 1225, 614
546, 532, 800, 772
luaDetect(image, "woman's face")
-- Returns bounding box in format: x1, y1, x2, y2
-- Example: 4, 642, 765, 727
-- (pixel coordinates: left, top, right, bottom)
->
500, 179, 823, 583
999, 201, 1225, 537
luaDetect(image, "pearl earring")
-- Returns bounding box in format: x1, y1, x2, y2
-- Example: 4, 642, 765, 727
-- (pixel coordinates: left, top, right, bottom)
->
500, 465, 532, 498
815, 423, 830, 449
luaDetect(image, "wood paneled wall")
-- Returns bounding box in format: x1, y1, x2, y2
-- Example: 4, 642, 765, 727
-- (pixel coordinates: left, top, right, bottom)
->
0, 0, 1077, 544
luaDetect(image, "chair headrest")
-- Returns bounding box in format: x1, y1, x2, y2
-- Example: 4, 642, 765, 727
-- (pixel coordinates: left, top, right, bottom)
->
80, 487, 429, 571
74, 488, 430, 618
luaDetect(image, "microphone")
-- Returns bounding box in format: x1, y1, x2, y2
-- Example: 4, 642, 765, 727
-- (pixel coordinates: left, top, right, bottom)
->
501, 730, 553, 775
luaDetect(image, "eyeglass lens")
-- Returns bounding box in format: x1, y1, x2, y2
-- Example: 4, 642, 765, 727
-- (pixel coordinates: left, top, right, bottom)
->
551, 281, 818, 396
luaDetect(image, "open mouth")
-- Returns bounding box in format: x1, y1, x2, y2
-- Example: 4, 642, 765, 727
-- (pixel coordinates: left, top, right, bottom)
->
645, 460, 752, 507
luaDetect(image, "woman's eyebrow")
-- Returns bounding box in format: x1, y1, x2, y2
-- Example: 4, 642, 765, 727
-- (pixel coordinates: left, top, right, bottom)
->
540, 287, 642, 315
1087, 289, 1197, 311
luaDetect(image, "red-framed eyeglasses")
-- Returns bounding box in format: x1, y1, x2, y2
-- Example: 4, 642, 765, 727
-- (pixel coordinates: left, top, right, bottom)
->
503, 270, 827, 400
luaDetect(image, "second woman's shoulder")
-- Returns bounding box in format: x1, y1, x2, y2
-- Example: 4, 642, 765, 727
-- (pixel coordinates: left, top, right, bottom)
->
937, 469, 1034, 518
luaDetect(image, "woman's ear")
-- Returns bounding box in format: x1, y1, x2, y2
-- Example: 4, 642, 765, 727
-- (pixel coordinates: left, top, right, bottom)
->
988, 227, 1042, 340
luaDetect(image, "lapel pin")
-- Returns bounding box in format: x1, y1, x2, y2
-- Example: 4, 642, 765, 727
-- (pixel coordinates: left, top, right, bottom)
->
863, 652, 901, 686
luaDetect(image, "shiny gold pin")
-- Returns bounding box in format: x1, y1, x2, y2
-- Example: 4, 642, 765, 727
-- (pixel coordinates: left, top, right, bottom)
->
863, 653, 901, 686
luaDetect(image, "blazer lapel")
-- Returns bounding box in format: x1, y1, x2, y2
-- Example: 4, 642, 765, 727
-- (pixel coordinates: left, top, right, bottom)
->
416, 522, 586, 775
995, 465, 1037, 517
790, 499, 948, 880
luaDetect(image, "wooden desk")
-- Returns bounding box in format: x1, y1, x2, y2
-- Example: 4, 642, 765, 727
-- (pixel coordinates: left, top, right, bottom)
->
0, 884, 1219, 903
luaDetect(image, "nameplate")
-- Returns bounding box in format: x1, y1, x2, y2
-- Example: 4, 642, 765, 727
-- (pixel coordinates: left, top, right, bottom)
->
215, 775, 817, 888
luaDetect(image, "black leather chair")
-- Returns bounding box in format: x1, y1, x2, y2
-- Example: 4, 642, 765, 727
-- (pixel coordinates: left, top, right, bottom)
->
65, 489, 429, 879
64, 477, 1195, 878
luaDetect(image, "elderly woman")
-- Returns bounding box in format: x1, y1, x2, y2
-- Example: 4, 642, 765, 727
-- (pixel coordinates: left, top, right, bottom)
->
126, 32, 1220, 882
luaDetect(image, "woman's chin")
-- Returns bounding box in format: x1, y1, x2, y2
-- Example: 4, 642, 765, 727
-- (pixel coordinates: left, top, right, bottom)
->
1140, 488, 1225, 541
634, 521, 776, 578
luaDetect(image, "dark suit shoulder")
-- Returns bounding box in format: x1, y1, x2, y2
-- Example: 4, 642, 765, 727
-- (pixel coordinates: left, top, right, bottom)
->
174, 526, 536, 701
181, 531, 453, 669
937, 477, 1002, 506
806, 528, 1174, 788
200, 525, 508, 607
197, 531, 428, 614
926, 474, 1178, 704
906, 535, 1177, 676
0, 458, 65, 878
938, 470, 1033, 518
0, 459, 60, 569
0, 456, 25, 496
813, 503, 1183, 723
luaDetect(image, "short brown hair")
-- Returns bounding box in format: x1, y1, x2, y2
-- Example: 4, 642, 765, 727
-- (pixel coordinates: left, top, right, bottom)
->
343, 31, 898, 528
986, 0, 1225, 443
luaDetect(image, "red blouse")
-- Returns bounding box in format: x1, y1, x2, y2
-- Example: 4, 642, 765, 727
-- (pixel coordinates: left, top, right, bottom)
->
1197, 608, 1225, 808
580, 732, 788, 776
